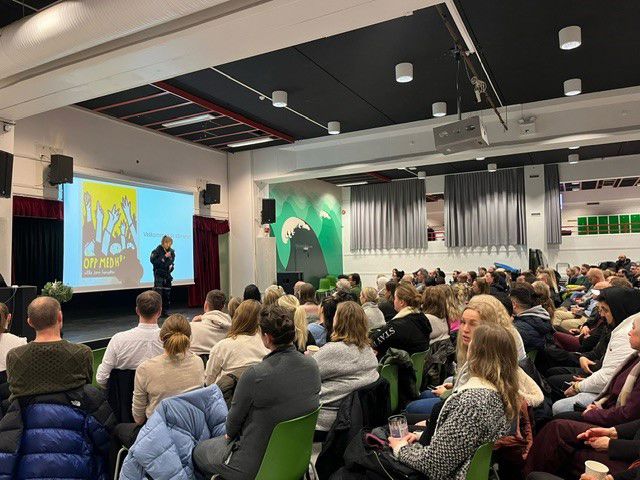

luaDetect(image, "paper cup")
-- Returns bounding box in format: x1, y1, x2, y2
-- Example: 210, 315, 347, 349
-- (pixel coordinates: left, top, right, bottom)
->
306, 345, 320, 355
585, 460, 609, 480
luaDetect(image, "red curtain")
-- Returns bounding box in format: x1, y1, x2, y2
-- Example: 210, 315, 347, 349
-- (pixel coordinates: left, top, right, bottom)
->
13, 196, 63, 220
188, 215, 230, 307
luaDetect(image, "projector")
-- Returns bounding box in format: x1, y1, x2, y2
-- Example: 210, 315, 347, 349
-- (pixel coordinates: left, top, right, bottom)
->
433, 115, 489, 154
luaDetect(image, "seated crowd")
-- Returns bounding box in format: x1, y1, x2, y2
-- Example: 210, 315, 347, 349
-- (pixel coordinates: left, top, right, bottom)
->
1, 256, 640, 479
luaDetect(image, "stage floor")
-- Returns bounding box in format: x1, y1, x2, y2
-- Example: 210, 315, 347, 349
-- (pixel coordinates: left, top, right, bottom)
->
64, 306, 201, 346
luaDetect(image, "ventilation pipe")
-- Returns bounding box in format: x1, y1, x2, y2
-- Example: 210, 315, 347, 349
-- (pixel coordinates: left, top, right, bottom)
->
0, 0, 230, 80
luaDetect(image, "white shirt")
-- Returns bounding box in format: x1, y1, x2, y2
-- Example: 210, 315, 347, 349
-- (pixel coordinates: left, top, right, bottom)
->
0, 332, 27, 371
96, 323, 163, 387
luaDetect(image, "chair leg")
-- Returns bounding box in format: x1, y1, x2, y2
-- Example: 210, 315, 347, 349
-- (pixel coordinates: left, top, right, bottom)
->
114, 446, 128, 480
309, 460, 319, 480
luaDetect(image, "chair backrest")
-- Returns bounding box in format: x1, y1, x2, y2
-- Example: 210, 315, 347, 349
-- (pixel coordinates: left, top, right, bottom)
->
254, 407, 320, 480
466, 442, 494, 480
378, 364, 399, 413
318, 278, 332, 291
525, 350, 538, 363
410, 350, 428, 395
106, 369, 136, 424
326, 275, 338, 285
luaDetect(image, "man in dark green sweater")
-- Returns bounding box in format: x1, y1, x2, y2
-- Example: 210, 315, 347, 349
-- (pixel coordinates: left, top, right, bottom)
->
6, 296, 93, 399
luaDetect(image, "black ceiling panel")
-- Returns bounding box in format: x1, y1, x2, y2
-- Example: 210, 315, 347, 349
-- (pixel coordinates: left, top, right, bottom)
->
0, 0, 59, 28
78, 85, 164, 111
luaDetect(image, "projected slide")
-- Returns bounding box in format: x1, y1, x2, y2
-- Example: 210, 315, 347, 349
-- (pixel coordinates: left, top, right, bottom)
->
63, 177, 194, 292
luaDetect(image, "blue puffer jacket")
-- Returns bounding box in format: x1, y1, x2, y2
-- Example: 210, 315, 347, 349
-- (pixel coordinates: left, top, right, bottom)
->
0, 385, 114, 480
120, 384, 227, 480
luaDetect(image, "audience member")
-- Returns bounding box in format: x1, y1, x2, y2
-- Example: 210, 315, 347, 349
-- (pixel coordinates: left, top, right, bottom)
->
204, 300, 269, 385
348, 273, 362, 297
96, 290, 163, 387
610, 276, 633, 289
299, 283, 319, 324
389, 323, 519, 479
376, 275, 389, 297
189, 289, 232, 356
414, 268, 428, 292
263, 287, 282, 306
227, 296, 241, 319
391, 268, 404, 282
0, 302, 26, 373
616, 254, 632, 273
312, 301, 379, 436
510, 283, 553, 352
193, 305, 321, 479
6, 297, 92, 399
293, 280, 306, 298
360, 287, 386, 330
441, 284, 463, 335
422, 286, 450, 344
243, 284, 261, 302
309, 296, 337, 347
334, 278, 358, 303
378, 280, 398, 321
487, 271, 508, 294
401, 273, 414, 284
278, 294, 315, 351
370, 282, 431, 357
471, 277, 491, 296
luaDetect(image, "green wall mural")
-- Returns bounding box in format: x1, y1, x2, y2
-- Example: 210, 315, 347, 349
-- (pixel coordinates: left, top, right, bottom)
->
269, 181, 343, 288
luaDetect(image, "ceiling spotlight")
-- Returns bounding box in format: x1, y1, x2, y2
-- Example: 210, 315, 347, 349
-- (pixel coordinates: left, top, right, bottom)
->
568, 153, 580, 164
487, 163, 497, 172
408, 167, 417, 170
432, 102, 447, 117
564, 78, 582, 96
559, 26, 582, 50
395, 63, 413, 83
272, 90, 288, 107
328, 121, 341, 135
417, 171, 426, 179
568, 146, 580, 150
475, 156, 485, 161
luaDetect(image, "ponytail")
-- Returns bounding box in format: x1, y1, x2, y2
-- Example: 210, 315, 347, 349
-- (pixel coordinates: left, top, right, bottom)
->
160, 314, 191, 357
293, 306, 309, 350
395, 282, 421, 309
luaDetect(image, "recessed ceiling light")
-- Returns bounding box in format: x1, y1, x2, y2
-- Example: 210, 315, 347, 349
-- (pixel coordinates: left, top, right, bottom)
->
227, 137, 274, 148
487, 163, 497, 172
408, 167, 417, 170
432, 102, 447, 117
568, 146, 580, 150
476, 156, 485, 161
336, 181, 368, 187
395, 63, 413, 83
417, 171, 426, 179
272, 90, 288, 108
568, 153, 580, 164
564, 78, 582, 96
328, 121, 341, 135
559, 26, 582, 50
161, 113, 216, 128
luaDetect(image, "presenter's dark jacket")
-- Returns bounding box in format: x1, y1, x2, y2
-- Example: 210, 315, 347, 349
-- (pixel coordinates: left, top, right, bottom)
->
370, 307, 431, 358
150, 245, 175, 282
216, 345, 320, 480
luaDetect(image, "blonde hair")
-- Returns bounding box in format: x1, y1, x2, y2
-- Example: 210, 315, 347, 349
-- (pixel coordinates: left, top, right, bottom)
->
361, 287, 378, 304
394, 282, 422, 309
228, 300, 261, 338
331, 301, 370, 349
452, 282, 472, 306
438, 284, 463, 326
227, 296, 241, 318
278, 295, 308, 350
263, 288, 282, 306
467, 323, 520, 420
457, 294, 515, 366
160, 314, 191, 357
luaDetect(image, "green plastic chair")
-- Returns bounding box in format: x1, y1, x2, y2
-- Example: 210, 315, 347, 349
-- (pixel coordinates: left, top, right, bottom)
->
253, 407, 320, 480
325, 275, 338, 286
316, 277, 332, 296
466, 442, 494, 480
379, 363, 399, 413
526, 350, 538, 363
410, 350, 428, 395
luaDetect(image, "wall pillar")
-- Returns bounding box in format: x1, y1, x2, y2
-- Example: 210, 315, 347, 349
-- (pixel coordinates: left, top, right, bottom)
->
0, 126, 14, 283
524, 164, 548, 266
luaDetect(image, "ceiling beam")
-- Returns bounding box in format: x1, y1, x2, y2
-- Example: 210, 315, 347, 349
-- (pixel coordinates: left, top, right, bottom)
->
153, 81, 294, 143
93, 91, 170, 112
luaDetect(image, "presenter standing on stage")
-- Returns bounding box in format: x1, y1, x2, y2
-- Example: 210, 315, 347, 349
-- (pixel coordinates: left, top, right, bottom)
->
150, 235, 175, 317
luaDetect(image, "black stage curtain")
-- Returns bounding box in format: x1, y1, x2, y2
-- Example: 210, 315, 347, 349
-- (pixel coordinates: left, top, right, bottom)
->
12, 196, 64, 292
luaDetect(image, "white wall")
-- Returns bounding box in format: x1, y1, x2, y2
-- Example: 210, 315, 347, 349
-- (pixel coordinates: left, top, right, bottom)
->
8, 106, 231, 288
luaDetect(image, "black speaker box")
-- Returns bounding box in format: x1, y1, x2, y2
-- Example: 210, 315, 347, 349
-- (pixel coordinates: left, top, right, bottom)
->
0, 150, 12, 198
203, 183, 221, 205
49, 154, 73, 185
277, 272, 303, 295
261, 198, 276, 224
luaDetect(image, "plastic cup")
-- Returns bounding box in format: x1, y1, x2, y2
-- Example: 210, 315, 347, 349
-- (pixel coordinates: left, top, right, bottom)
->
306, 345, 320, 355
585, 460, 609, 480
388, 415, 409, 438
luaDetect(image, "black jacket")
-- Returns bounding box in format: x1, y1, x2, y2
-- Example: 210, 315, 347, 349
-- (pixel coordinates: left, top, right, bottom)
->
513, 306, 554, 351
150, 245, 175, 280
377, 300, 397, 322
616, 258, 632, 272
370, 311, 431, 358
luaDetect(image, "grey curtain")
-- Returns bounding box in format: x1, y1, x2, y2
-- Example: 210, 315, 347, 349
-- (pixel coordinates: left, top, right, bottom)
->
444, 168, 527, 247
351, 180, 427, 250
544, 164, 562, 244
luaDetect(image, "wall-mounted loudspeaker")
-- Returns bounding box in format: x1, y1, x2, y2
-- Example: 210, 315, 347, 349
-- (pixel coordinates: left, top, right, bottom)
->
203, 183, 221, 205
0, 150, 13, 198
261, 198, 276, 224
49, 154, 73, 185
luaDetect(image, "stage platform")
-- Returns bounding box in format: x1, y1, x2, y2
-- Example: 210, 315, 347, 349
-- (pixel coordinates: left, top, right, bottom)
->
64, 305, 200, 349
